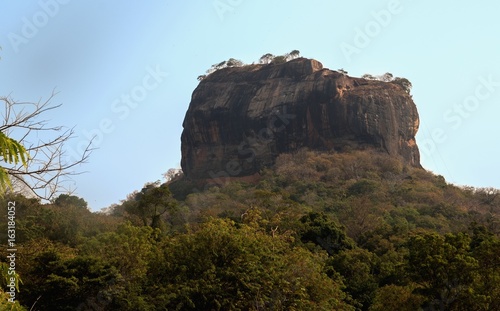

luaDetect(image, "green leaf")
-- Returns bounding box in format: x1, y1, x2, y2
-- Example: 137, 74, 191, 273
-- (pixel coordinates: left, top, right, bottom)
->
0, 132, 29, 194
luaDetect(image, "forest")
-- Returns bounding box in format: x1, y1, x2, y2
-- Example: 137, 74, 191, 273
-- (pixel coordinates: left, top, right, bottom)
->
1, 148, 500, 310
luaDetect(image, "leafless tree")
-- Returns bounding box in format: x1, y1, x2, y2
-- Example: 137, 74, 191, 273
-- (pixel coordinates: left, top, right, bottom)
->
1, 91, 93, 200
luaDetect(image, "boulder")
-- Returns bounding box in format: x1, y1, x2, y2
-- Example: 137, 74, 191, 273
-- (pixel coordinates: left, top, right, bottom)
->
181, 58, 420, 181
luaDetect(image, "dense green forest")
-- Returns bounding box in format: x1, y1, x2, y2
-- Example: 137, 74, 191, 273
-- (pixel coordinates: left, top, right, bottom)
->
1, 149, 500, 310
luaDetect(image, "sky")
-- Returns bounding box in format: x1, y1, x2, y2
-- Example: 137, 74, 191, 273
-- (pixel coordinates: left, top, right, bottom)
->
1, 0, 499, 211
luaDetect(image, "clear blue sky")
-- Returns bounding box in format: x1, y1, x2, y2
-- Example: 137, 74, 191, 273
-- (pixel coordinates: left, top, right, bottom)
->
1, 1, 499, 211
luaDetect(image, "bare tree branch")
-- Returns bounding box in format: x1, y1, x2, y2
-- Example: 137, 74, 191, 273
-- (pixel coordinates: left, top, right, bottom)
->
1, 92, 94, 200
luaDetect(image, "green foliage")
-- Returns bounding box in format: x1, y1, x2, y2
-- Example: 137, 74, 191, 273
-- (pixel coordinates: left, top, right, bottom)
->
120, 182, 177, 229
168, 177, 200, 201
0, 262, 25, 310
24, 194, 100, 245
289, 49, 300, 58
369, 284, 425, 311
380, 72, 393, 82
466, 224, 500, 308
26, 253, 119, 311
328, 248, 379, 309
202, 51, 300, 79
361, 73, 413, 94
347, 179, 378, 196
338, 68, 348, 75
0, 290, 27, 311
0, 133, 28, 166
2, 148, 500, 310
226, 58, 243, 67
0, 132, 29, 194
259, 50, 300, 65
406, 232, 484, 310
0, 262, 22, 292
81, 223, 158, 281
53, 194, 88, 209
272, 55, 287, 64
205, 58, 245, 76
391, 77, 413, 94
259, 53, 275, 64
298, 212, 355, 255
153, 218, 353, 310
79, 223, 160, 310
361, 73, 376, 80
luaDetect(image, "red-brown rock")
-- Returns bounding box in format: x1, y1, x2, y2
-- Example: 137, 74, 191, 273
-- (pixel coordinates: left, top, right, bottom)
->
181, 58, 420, 181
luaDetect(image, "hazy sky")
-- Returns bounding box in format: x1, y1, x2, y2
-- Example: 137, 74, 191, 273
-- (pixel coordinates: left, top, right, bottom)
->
1, 1, 499, 211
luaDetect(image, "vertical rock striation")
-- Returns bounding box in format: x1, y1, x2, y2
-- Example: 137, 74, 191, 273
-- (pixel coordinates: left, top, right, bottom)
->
181, 58, 420, 181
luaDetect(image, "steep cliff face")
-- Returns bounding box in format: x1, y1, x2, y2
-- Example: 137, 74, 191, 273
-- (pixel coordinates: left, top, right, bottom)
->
181, 58, 420, 180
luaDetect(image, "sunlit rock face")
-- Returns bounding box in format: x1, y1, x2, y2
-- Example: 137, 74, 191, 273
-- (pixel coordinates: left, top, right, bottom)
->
181, 58, 420, 181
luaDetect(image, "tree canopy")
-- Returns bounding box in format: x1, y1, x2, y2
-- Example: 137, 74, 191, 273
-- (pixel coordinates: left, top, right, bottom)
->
0, 132, 28, 194
2, 149, 500, 310
200, 50, 302, 79
362, 72, 413, 94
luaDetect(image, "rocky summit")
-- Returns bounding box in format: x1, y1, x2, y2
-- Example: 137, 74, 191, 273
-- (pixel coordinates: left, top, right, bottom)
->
181, 57, 420, 181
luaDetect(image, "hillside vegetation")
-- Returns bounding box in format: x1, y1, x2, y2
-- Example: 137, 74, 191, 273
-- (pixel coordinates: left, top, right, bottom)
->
2, 149, 500, 310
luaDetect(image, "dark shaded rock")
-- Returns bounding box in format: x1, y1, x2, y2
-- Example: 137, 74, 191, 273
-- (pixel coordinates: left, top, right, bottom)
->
181, 58, 420, 181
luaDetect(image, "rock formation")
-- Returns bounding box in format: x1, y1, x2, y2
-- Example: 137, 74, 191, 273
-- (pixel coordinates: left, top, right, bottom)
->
181, 58, 420, 181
